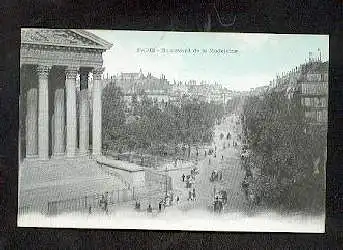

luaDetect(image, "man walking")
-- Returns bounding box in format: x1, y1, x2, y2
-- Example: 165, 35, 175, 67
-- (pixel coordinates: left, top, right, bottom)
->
147, 204, 152, 213
188, 190, 192, 201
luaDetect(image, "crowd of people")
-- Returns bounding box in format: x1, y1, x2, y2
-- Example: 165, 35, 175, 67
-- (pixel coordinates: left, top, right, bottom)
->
134, 191, 181, 214
134, 114, 249, 215
181, 166, 199, 201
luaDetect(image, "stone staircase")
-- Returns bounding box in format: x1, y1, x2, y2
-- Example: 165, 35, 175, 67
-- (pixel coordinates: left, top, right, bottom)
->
18, 157, 129, 214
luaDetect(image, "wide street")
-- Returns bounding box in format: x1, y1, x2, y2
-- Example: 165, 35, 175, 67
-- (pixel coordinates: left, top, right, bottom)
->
166, 112, 251, 214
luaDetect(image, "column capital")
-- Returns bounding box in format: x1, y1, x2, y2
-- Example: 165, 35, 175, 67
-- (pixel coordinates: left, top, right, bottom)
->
80, 68, 91, 75
37, 65, 52, 79
65, 66, 79, 79
93, 67, 105, 80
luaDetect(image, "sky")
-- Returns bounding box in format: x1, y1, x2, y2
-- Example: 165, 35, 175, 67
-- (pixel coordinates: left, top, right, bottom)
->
88, 30, 329, 91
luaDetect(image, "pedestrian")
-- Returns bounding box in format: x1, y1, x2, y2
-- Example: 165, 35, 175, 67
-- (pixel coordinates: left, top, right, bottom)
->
147, 204, 152, 213
255, 195, 261, 206
214, 196, 219, 212
192, 188, 196, 201
219, 200, 223, 213
88, 206, 92, 214
222, 191, 227, 204
182, 173, 185, 182
176, 196, 180, 204
104, 199, 108, 214
221, 155, 224, 160
244, 188, 249, 199
99, 194, 105, 207
158, 201, 162, 212
188, 190, 192, 201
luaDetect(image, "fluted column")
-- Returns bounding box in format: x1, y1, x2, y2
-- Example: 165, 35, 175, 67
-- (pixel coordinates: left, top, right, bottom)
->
25, 88, 38, 158
37, 65, 51, 160
79, 69, 90, 155
92, 67, 104, 156
65, 67, 78, 157
53, 88, 65, 156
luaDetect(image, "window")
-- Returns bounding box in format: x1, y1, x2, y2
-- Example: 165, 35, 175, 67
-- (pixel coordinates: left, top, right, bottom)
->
305, 97, 311, 106
323, 73, 329, 82
307, 73, 321, 81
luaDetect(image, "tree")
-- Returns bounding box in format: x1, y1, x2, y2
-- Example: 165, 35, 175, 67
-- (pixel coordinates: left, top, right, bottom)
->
102, 84, 126, 151
243, 90, 326, 213
131, 93, 138, 115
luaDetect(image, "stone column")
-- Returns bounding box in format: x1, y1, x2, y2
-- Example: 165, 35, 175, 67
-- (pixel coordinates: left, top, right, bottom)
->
25, 88, 38, 158
92, 67, 104, 156
79, 69, 90, 155
65, 66, 78, 157
53, 88, 65, 157
37, 65, 51, 160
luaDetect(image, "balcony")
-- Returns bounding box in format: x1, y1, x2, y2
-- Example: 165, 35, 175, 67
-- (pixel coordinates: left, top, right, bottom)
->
304, 110, 328, 124
300, 82, 328, 96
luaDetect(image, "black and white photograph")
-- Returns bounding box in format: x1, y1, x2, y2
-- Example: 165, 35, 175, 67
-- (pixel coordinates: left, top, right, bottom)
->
18, 29, 328, 232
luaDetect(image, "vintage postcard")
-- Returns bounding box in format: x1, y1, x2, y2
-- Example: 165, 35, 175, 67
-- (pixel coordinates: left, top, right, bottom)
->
18, 29, 328, 232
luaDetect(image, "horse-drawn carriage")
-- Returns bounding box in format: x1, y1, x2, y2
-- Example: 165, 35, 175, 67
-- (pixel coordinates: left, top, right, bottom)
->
213, 190, 227, 213
191, 166, 199, 176
210, 170, 223, 182
208, 148, 214, 155
185, 175, 195, 188
220, 133, 224, 140
216, 190, 228, 205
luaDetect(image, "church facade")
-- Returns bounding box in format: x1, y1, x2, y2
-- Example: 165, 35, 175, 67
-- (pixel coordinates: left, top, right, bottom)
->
19, 29, 113, 161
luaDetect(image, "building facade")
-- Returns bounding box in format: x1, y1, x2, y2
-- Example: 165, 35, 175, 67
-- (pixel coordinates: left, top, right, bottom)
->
267, 59, 328, 125
19, 29, 112, 161
297, 62, 328, 125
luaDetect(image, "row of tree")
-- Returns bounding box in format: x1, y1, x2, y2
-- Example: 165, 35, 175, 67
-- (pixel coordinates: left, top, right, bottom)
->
102, 84, 225, 158
242, 91, 326, 214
